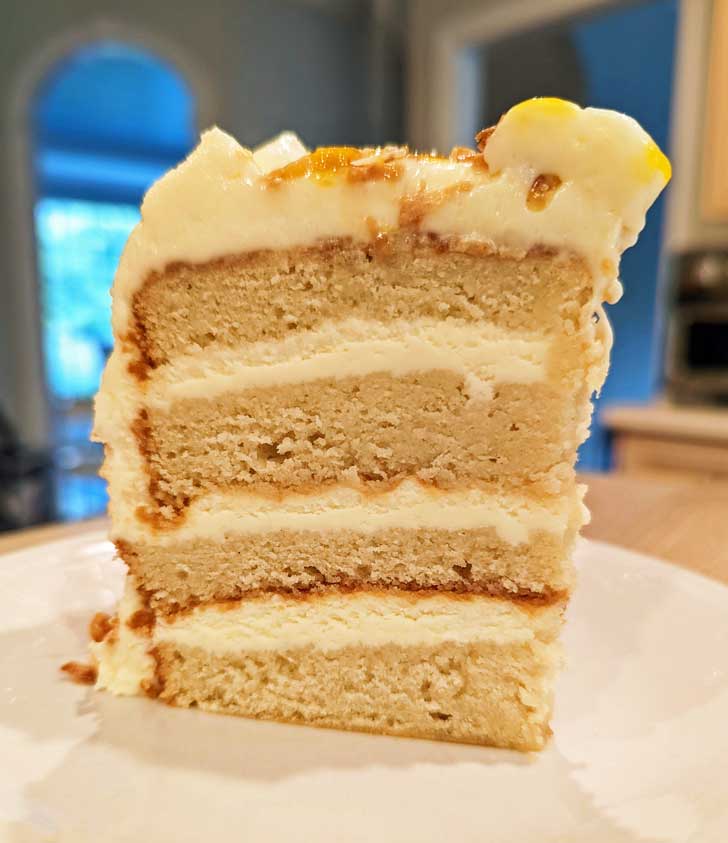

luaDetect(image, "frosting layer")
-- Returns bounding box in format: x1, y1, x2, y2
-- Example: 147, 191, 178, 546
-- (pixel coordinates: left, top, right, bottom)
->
154, 591, 562, 655
92, 583, 155, 695
144, 318, 549, 406
93, 578, 563, 695
116, 480, 588, 546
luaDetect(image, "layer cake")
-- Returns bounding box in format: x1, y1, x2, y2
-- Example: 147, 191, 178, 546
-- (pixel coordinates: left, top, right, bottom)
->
72, 98, 670, 750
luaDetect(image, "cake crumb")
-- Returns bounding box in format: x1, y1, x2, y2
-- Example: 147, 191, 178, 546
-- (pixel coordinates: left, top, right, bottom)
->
60, 661, 98, 685
527, 174, 562, 211
127, 608, 156, 633
475, 126, 495, 151
89, 611, 112, 642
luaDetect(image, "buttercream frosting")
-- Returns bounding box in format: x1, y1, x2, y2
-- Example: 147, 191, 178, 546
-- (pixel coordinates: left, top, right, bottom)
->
116, 479, 588, 547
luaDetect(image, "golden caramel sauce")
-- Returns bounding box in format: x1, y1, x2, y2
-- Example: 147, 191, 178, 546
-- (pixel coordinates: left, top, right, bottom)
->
474, 127, 496, 152
265, 146, 406, 186
526, 173, 563, 211
89, 611, 113, 643
348, 154, 406, 183
449, 146, 489, 172
265, 147, 364, 186
399, 182, 474, 229
60, 660, 98, 685
264, 143, 493, 188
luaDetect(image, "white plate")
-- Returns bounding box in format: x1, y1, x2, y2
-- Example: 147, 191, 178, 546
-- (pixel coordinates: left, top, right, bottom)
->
1, 532, 727, 843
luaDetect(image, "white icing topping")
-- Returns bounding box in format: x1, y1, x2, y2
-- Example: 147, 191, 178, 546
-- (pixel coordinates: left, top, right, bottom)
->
252, 131, 308, 173
485, 98, 670, 253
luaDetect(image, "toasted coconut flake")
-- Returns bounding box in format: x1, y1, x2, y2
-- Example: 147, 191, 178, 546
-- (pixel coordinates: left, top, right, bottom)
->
351, 145, 408, 168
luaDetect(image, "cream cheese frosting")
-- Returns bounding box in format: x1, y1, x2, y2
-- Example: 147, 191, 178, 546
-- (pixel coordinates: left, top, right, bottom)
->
92, 582, 156, 696
116, 479, 588, 547
154, 591, 562, 655
108, 98, 670, 336
93, 577, 563, 696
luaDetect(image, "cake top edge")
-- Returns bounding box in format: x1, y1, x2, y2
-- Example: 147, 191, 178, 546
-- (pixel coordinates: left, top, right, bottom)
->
189, 97, 670, 191
134, 97, 671, 263
107, 98, 670, 334
492, 97, 671, 184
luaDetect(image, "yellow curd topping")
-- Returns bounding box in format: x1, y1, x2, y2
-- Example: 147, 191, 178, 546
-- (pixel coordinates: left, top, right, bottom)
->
498, 97, 671, 185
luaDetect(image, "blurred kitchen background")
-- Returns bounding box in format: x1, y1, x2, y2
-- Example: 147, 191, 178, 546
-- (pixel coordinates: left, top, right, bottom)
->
1, 0, 726, 531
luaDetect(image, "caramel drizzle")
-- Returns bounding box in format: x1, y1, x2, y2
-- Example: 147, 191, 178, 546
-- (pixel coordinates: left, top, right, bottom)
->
527, 174, 562, 211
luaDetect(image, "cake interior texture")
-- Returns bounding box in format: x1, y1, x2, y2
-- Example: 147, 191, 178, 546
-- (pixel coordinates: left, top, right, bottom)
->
155, 635, 557, 748
80, 98, 670, 751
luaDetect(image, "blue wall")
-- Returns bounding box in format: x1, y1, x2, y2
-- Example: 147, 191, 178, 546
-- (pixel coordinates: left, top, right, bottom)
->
571, 0, 678, 469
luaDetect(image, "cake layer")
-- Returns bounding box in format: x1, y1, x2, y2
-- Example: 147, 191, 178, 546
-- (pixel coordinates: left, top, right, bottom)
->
100, 290, 602, 515
139, 375, 587, 511
153, 637, 557, 750
92, 580, 563, 750
131, 239, 598, 370
118, 479, 584, 611
120, 525, 574, 613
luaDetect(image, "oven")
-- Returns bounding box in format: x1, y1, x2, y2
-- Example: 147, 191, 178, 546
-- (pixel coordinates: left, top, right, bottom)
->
666, 252, 728, 403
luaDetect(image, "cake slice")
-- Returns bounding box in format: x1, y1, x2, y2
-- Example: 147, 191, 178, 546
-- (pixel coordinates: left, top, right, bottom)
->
78, 98, 669, 750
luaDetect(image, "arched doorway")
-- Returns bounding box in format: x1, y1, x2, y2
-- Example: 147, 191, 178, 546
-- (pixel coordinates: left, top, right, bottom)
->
31, 41, 196, 519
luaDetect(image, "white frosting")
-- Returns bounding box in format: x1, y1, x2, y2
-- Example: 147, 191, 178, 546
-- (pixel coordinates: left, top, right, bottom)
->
93, 577, 562, 696
91, 584, 155, 695
145, 317, 549, 407
94, 350, 152, 533
116, 479, 587, 547
252, 131, 308, 172
154, 591, 561, 655
484, 99, 670, 256
108, 98, 669, 336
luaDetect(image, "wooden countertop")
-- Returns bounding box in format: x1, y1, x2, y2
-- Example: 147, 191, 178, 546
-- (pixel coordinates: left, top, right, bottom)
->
1, 474, 726, 585
602, 402, 728, 443
582, 472, 728, 584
